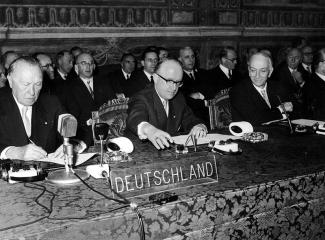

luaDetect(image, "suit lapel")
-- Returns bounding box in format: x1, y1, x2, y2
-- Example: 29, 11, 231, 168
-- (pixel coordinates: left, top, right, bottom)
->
31, 98, 51, 147
152, 90, 167, 130
248, 82, 271, 109
5, 94, 29, 145
77, 77, 94, 102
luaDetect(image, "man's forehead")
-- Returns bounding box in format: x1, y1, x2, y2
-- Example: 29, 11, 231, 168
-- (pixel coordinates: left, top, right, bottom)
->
145, 52, 158, 59
77, 53, 93, 62
250, 55, 268, 68
182, 49, 194, 56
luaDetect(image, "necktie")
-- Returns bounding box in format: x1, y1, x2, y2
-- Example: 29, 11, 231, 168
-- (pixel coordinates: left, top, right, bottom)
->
260, 89, 271, 108
86, 80, 94, 99
162, 100, 169, 116
21, 106, 31, 137
228, 70, 232, 79
126, 74, 130, 80
189, 72, 195, 80
150, 75, 154, 82
307, 66, 311, 73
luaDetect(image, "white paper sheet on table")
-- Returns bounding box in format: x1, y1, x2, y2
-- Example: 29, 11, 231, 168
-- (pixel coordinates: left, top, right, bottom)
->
172, 133, 240, 146
39, 152, 97, 166
291, 119, 325, 127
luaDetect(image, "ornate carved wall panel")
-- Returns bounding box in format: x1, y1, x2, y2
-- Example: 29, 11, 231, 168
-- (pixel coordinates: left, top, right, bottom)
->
0, 0, 325, 69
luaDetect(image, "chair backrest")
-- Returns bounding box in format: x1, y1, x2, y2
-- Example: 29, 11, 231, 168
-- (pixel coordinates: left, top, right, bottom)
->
205, 88, 232, 130
91, 97, 129, 144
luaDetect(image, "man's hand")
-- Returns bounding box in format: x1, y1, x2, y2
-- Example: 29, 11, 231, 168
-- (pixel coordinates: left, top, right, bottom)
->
189, 92, 205, 100
6, 144, 47, 161
53, 144, 64, 159
280, 102, 293, 112
190, 124, 208, 140
143, 123, 173, 150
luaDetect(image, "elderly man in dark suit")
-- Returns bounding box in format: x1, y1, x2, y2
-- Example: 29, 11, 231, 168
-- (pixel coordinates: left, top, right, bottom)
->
0, 56, 65, 161
230, 52, 293, 126
65, 52, 117, 146
109, 53, 137, 98
178, 46, 209, 124
305, 48, 325, 120
127, 59, 207, 149
207, 46, 242, 98
271, 47, 307, 117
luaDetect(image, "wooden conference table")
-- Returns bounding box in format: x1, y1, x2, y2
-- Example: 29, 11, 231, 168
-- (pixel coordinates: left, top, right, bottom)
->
0, 126, 324, 240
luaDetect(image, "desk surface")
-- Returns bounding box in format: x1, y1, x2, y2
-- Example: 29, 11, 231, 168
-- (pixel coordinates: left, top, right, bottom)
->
0, 126, 325, 240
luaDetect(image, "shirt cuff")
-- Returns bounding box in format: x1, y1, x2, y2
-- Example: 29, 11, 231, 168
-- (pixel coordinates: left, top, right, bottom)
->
137, 121, 149, 140
277, 106, 287, 120
0, 146, 13, 159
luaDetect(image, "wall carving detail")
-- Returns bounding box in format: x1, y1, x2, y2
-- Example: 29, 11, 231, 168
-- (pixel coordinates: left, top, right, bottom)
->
0, 1, 325, 28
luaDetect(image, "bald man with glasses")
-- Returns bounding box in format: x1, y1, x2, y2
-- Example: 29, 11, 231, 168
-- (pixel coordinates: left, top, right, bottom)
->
230, 52, 293, 125
127, 59, 207, 149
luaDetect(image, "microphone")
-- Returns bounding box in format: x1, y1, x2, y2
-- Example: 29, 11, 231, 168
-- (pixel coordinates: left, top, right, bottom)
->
47, 114, 89, 185
277, 96, 294, 134
57, 114, 78, 138
93, 122, 109, 166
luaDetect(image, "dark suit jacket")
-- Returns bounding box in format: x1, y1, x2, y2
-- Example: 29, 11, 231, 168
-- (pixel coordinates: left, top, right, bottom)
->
65, 75, 116, 145
230, 79, 286, 126
126, 86, 202, 136
305, 73, 325, 120
109, 69, 135, 98
128, 69, 154, 97
179, 69, 209, 125
0, 87, 64, 154
206, 65, 242, 99
271, 62, 308, 117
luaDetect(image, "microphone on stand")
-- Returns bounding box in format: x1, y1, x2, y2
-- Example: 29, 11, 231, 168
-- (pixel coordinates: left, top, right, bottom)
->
47, 114, 90, 185
94, 122, 109, 166
277, 96, 294, 134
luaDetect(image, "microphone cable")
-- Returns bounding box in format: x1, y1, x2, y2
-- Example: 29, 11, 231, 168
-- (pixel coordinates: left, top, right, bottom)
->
74, 171, 146, 240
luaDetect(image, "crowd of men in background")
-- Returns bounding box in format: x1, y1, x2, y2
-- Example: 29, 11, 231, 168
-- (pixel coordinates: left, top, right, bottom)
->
0, 37, 325, 153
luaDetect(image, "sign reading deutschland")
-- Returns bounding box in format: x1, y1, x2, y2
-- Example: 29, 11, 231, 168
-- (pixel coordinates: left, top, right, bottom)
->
109, 154, 218, 196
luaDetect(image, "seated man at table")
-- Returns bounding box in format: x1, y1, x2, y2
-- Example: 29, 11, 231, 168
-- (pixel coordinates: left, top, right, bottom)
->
230, 52, 293, 125
127, 59, 207, 149
0, 56, 65, 161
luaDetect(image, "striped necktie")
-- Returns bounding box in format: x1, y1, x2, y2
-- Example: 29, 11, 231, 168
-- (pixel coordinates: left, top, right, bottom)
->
86, 80, 94, 99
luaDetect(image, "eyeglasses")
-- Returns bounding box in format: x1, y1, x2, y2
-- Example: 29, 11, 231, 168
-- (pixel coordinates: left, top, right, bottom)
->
156, 73, 183, 87
248, 66, 269, 77
77, 61, 95, 67
224, 57, 237, 63
41, 63, 54, 69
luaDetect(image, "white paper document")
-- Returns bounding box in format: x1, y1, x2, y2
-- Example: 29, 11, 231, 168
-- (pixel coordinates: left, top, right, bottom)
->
39, 152, 97, 166
172, 133, 240, 146
291, 119, 325, 127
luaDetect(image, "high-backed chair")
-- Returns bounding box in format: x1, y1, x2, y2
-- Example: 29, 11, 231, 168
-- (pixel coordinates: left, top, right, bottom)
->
205, 88, 232, 130
91, 97, 129, 144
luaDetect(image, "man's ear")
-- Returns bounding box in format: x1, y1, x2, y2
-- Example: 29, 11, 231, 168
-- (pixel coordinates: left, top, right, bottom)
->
141, 60, 144, 67
74, 65, 79, 75
268, 67, 274, 77
7, 74, 13, 88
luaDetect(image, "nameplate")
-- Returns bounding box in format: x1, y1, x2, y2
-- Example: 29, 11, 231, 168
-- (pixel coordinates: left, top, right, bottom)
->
109, 153, 218, 197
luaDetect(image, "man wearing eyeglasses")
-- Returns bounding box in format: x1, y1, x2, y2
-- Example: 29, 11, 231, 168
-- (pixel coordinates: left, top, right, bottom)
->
298, 45, 314, 83
206, 46, 241, 99
127, 59, 207, 150
230, 52, 293, 125
64, 52, 116, 146
34, 53, 55, 94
